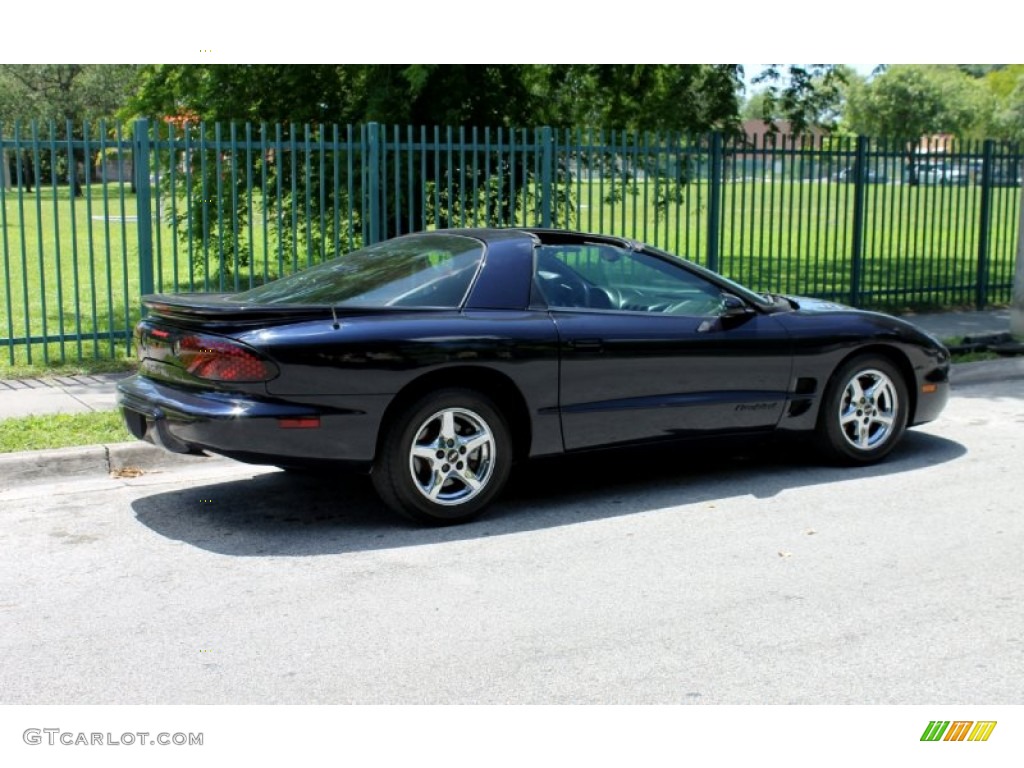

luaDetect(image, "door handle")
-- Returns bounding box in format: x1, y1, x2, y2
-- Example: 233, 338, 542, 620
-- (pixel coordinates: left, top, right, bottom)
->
569, 338, 603, 351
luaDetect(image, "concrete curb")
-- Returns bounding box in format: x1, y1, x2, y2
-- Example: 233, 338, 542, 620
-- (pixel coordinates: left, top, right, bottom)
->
1, 358, 1021, 490
950, 358, 1024, 387
0, 441, 226, 490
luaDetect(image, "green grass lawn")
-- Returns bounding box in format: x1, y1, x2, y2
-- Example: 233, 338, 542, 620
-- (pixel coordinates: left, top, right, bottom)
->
1, 175, 1020, 378
0, 410, 130, 453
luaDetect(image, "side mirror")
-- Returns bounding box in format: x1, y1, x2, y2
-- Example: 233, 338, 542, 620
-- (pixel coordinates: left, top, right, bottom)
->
720, 293, 755, 319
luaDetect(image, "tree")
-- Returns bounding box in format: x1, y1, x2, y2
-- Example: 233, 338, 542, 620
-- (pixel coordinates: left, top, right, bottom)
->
972, 66, 1024, 142
0, 65, 140, 194
741, 89, 777, 122
843, 65, 986, 184
749, 65, 849, 134
531, 65, 743, 133
126, 64, 746, 134
124, 65, 851, 276
0, 65, 138, 124
124, 64, 753, 273
993, 77, 1024, 143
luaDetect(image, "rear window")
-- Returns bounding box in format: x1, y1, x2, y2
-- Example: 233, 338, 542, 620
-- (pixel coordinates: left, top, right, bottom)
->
231, 233, 484, 308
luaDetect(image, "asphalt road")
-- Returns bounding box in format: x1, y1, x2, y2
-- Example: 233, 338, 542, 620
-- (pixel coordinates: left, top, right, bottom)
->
1, 378, 1022, 705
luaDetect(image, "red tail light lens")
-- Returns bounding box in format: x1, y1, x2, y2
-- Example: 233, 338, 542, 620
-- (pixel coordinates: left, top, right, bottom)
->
177, 334, 277, 382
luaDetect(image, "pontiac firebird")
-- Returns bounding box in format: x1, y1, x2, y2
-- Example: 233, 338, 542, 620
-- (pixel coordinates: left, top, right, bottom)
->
117, 228, 950, 524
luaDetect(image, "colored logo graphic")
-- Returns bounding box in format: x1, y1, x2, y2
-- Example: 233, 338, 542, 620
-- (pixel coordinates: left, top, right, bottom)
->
921, 721, 997, 742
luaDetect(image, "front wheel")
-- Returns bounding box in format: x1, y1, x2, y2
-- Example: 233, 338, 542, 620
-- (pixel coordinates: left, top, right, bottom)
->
817, 355, 909, 465
372, 389, 512, 524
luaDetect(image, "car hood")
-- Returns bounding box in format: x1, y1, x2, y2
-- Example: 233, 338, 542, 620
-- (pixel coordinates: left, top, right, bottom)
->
785, 295, 856, 313
783, 295, 947, 349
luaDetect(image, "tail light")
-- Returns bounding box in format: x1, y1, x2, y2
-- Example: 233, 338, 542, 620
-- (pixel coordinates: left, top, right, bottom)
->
177, 334, 278, 382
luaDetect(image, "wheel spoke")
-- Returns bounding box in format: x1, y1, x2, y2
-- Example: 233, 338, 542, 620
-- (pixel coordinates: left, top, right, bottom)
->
458, 467, 482, 492
440, 410, 456, 441
425, 469, 447, 500
873, 413, 894, 428
857, 422, 872, 448
411, 444, 438, 461
840, 406, 860, 425
846, 378, 865, 402
461, 430, 491, 455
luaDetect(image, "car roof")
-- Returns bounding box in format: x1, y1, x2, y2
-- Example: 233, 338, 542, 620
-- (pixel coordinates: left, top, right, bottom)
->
423, 227, 635, 250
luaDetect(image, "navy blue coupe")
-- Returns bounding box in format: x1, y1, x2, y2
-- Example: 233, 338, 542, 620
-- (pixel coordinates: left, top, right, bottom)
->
118, 228, 950, 524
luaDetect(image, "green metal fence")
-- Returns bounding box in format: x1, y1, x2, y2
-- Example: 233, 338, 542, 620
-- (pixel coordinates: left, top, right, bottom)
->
1, 119, 1021, 366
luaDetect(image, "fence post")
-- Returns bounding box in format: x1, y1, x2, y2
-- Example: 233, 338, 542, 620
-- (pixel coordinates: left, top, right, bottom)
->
539, 126, 553, 228
849, 135, 869, 307
134, 119, 154, 303
976, 139, 995, 310
706, 131, 722, 273
366, 122, 382, 244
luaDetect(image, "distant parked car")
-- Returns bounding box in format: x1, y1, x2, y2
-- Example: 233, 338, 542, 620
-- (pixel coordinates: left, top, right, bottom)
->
837, 167, 889, 184
975, 161, 1022, 188
911, 163, 968, 186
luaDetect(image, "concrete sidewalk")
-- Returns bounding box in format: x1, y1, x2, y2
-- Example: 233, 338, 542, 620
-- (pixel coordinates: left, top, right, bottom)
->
0, 308, 1017, 422
896, 307, 1013, 341
0, 372, 133, 419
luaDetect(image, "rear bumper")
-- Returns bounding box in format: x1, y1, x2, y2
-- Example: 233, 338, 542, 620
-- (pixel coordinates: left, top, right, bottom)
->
116, 375, 384, 465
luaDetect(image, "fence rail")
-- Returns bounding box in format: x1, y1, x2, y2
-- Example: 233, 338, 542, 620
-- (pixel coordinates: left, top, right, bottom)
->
1, 119, 1021, 366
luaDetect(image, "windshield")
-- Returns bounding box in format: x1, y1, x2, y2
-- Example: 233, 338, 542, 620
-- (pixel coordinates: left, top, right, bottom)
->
643, 245, 772, 307
230, 233, 485, 308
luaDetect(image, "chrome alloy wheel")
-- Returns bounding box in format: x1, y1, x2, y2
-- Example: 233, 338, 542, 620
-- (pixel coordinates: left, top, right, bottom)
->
408, 407, 496, 506
837, 368, 899, 450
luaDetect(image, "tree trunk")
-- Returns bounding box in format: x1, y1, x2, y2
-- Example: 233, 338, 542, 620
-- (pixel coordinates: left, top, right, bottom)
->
904, 145, 919, 187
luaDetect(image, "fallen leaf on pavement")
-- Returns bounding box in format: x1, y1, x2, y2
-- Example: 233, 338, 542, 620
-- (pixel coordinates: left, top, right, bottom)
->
110, 467, 145, 478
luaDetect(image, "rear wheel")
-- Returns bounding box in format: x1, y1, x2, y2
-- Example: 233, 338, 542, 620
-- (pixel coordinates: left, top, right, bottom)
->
817, 355, 909, 464
372, 389, 512, 524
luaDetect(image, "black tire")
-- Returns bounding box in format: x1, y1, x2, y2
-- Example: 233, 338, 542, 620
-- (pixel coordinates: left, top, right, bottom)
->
371, 388, 512, 525
817, 354, 909, 465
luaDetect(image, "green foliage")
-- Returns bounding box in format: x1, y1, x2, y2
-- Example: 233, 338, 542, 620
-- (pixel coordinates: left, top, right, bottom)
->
977, 66, 1024, 142
126, 64, 749, 135
121, 64, 851, 274
958, 65, 1006, 79
0, 65, 139, 124
993, 78, 1024, 143
532, 65, 743, 132
1, 67, 141, 196
159, 122, 361, 279
843, 65, 986, 141
750, 65, 848, 133
741, 89, 776, 121
982, 65, 1024, 100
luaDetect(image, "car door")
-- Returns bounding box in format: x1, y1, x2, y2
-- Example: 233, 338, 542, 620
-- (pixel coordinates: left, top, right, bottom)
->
535, 243, 794, 451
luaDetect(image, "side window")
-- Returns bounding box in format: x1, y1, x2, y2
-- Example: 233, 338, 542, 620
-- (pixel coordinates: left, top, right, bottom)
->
534, 244, 725, 316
